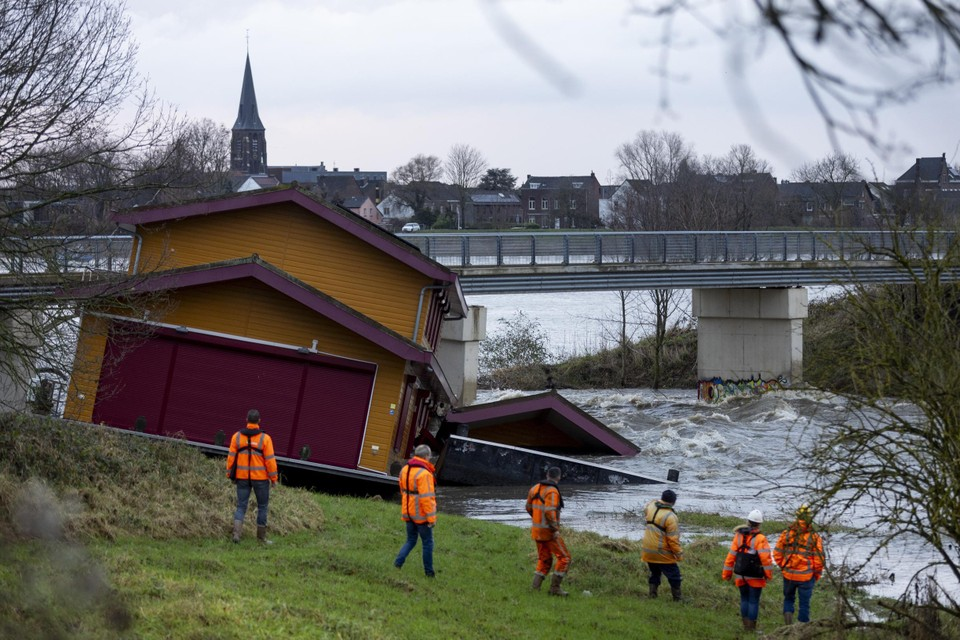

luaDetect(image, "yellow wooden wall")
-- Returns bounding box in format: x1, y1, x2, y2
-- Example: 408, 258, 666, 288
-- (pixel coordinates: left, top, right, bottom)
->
65, 279, 408, 474
133, 204, 437, 345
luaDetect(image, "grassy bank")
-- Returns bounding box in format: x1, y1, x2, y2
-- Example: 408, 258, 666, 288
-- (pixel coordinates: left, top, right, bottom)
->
0, 413, 857, 639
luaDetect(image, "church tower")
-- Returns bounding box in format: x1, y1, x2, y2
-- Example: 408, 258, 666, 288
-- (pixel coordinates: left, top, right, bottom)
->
230, 53, 267, 174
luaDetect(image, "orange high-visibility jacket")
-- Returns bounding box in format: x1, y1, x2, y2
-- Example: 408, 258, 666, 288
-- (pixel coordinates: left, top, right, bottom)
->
640, 499, 683, 563
722, 526, 775, 587
399, 456, 437, 525
225, 425, 278, 483
526, 482, 562, 541
774, 522, 825, 582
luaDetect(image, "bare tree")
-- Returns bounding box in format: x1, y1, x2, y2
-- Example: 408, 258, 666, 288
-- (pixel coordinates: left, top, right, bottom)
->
632, 2, 960, 155
0, 0, 180, 413
444, 144, 487, 229
791, 151, 866, 226
709, 144, 778, 230
799, 227, 960, 631
390, 153, 443, 220
613, 130, 697, 231
393, 153, 443, 185
444, 144, 487, 189
615, 130, 694, 186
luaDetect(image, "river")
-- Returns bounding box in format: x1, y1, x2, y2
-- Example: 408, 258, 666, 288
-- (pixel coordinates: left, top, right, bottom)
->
435, 291, 957, 602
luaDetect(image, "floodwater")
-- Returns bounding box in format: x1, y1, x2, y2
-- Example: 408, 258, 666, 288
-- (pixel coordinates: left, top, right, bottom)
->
437, 388, 956, 601
437, 290, 957, 601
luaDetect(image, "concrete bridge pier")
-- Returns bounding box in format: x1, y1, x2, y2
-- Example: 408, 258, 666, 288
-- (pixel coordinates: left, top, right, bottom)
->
437, 305, 487, 407
693, 288, 808, 395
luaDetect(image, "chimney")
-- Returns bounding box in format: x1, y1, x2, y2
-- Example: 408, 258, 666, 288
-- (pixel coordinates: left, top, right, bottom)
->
354, 167, 360, 172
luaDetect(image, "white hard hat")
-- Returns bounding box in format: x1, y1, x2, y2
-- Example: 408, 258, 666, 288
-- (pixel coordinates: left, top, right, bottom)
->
747, 509, 764, 523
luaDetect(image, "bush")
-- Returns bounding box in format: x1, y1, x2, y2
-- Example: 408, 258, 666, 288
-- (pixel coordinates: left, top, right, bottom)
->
479, 311, 552, 387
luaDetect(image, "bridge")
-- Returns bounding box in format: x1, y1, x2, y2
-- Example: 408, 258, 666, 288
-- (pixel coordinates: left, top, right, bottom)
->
398, 230, 959, 294
2, 230, 955, 397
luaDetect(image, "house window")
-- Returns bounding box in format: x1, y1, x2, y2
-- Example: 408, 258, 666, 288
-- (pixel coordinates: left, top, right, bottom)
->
569, 200, 577, 209
529, 216, 537, 225
541, 198, 548, 210
805, 202, 814, 212
554, 199, 559, 210
528, 198, 535, 210
384, 206, 391, 215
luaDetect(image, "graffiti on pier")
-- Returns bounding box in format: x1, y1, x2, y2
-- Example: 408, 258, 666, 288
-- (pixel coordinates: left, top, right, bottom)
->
698, 375, 788, 402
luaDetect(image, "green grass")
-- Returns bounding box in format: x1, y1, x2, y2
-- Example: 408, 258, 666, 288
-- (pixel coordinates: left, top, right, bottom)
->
0, 412, 895, 639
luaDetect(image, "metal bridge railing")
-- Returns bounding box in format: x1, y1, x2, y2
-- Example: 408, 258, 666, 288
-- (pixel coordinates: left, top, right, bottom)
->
0, 235, 132, 276
401, 230, 947, 269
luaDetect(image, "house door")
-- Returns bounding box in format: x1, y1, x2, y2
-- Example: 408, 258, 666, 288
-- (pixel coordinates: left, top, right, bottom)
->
91, 324, 375, 469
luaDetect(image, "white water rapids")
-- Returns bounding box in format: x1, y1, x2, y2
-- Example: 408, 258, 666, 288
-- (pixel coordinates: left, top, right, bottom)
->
436, 292, 959, 602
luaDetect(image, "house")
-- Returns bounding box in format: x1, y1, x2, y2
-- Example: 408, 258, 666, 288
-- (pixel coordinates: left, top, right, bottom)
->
236, 174, 280, 192
777, 180, 876, 227
377, 193, 416, 225
893, 153, 960, 222
598, 184, 619, 227
463, 191, 522, 228
607, 179, 654, 230
62, 186, 483, 479
342, 195, 382, 225
518, 173, 601, 229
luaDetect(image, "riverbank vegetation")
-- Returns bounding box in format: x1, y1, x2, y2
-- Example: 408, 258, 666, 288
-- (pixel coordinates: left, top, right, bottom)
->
2, 412, 935, 639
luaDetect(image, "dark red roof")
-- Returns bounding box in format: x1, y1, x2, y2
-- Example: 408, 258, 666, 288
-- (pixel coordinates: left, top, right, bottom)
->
445, 390, 639, 457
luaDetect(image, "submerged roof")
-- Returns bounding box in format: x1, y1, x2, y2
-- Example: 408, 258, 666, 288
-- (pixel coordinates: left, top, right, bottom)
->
445, 390, 639, 457
111, 186, 468, 317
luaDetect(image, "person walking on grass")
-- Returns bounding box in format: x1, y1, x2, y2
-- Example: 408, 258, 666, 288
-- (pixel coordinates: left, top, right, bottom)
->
394, 444, 438, 577
722, 509, 775, 631
526, 466, 571, 596
641, 488, 684, 601
226, 409, 279, 544
774, 503, 825, 625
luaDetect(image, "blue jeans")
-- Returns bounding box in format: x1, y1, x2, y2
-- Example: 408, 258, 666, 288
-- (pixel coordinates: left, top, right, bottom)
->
234, 480, 271, 527
738, 584, 763, 621
647, 562, 682, 587
394, 521, 434, 576
783, 578, 816, 622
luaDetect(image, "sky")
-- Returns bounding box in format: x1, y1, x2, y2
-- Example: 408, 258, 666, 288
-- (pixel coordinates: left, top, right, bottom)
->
124, 0, 960, 185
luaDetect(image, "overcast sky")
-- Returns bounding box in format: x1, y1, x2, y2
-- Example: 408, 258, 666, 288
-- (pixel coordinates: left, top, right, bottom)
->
125, 0, 959, 185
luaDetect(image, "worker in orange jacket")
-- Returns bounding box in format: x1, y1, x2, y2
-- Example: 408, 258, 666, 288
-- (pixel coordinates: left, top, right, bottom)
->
226, 409, 279, 544
526, 466, 571, 596
722, 509, 775, 631
774, 504, 825, 624
394, 444, 438, 577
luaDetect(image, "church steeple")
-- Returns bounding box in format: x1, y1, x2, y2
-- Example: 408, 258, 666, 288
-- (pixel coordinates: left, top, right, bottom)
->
230, 52, 267, 174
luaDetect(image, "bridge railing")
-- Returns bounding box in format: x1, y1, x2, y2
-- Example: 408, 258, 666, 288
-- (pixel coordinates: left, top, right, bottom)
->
0, 235, 132, 276
400, 230, 951, 268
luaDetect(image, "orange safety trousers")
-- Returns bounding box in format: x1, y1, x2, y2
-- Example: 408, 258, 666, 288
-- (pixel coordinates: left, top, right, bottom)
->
535, 534, 571, 576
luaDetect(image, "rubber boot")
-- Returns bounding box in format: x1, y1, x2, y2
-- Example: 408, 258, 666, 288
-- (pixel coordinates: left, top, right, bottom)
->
532, 573, 546, 591
549, 573, 568, 597
648, 583, 658, 598
257, 525, 273, 545
784, 612, 794, 625
231, 520, 243, 544
742, 617, 750, 629
746, 619, 757, 631
670, 584, 682, 602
